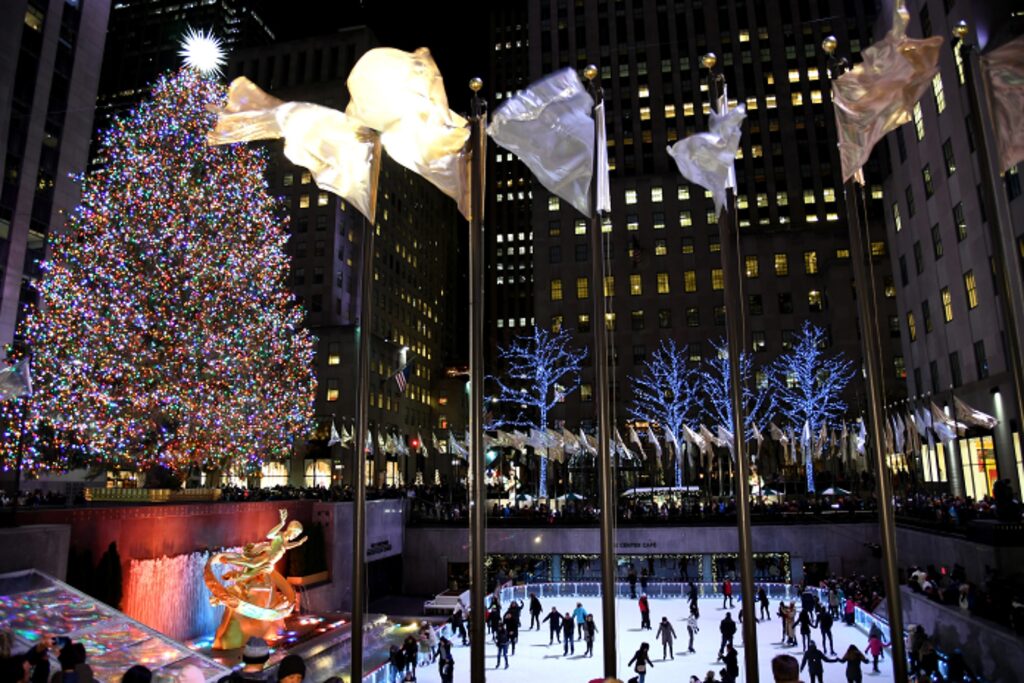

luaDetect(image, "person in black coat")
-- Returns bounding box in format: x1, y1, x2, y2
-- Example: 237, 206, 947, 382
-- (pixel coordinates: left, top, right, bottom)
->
583, 614, 598, 657
542, 607, 563, 644
503, 611, 519, 655
718, 612, 737, 656
528, 593, 543, 630
797, 608, 817, 650
560, 612, 575, 656
449, 607, 467, 646
628, 566, 639, 599
719, 644, 740, 682
757, 586, 770, 621
800, 640, 827, 683
816, 606, 835, 656
627, 642, 654, 683
494, 625, 510, 669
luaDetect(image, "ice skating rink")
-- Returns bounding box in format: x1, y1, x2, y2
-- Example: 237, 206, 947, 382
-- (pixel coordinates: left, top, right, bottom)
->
411, 595, 895, 683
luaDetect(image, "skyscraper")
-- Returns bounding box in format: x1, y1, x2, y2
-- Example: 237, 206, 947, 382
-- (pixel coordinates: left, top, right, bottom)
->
877, 0, 1024, 495
227, 30, 462, 487
522, 0, 902, 437
0, 0, 111, 347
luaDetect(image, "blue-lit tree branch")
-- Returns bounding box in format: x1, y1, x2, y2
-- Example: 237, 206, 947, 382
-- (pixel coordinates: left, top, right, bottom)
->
699, 338, 776, 446
486, 326, 587, 497
771, 321, 854, 492
628, 338, 698, 487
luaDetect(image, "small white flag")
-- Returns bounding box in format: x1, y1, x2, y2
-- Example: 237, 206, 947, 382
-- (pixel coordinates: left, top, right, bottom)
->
328, 420, 341, 446
0, 358, 32, 401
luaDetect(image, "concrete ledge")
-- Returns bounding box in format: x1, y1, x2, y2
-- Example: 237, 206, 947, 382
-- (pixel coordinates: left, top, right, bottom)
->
0, 525, 71, 580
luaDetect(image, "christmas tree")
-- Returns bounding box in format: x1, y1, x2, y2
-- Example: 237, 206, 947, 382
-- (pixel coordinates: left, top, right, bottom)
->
1, 67, 316, 475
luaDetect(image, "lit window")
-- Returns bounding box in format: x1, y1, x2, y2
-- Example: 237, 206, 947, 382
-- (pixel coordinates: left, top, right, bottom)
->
638, 85, 649, 98
575, 220, 587, 235
804, 251, 818, 274
788, 69, 800, 83
678, 186, 690, 200
657, 272, 670, 294
836, 248, 850, 259
602, 217, 612, 233
301, 171, 312, 184
640, 106, 651, 121
871, 242, 886, 257
550, 279, 563, 301
791, 92, 804, 106
605, 312, 616, 330
954, 42, 966, 84
549, 196, 560, 211
665, 104, 676, 118
810, 90, 822, 104
625, 189, 638, 204
24, 7, 44, 31
326, 380, 340, 402
630, 274, 642, 296
578, 314, 591, 332
776, 192, 789, 206
774, 253, 789, 276
932, 73, 946, 113
576, 277, 590, 299
943, 139, 957, 176
683, 102, 695, 117
580, 384, 593, 402
922, 164, 934, 197
907, 312, 917, 341
627, 215, 639, 231
299, 194, 310, 208
745, 255, 759, 278
327, 342, 341, 365
318, 192, 329, 206
603, 276, 615, 297
739, 29, 750, 42
711, 269, 724, 291
651, 186, 663, 202
684, 270, 697, 292
892, 202, 902, 232
808, 290, 823, 311
964, 270, 978, 309
655, 240, 668, 256
913, 102, 925, 140
823, 188, 836, 203
679, 211, 692, 227
941, 286, 954, 322
681, 238, 694, 254
803, 190, 815, 205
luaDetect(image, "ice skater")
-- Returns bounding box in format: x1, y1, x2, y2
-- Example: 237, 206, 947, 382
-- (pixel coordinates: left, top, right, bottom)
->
688, 581, 699, 613
502, 610, 519, 655
640, 567, 650, 594
718, 612, 736, 656
865, 630, 888, 673
639, 594, 652, 630
800, 640, 827, 683
686, 610, 699, 653
830, 644, 869, 683
528, 593, 543, 630
816, 605, 835, 655
718, 644, 739, 683
449, 603, 467, 646
494, 624, 509, 669
561, 611, 575, 656
655, 616, 677, 660
797, 606, 816, 650
572, 602, 587, 639
627, 642, 654, 683
543, 606, 562, 644
757, 586, 770, 621
583, 614, 598, 657
628, 565, 638, 599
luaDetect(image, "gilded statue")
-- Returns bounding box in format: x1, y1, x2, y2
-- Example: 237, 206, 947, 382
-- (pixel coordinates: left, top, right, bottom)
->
204, 509, 307, 649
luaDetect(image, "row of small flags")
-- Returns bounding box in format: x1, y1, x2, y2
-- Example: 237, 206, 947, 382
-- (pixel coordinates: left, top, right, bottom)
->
321, 390, 997, 467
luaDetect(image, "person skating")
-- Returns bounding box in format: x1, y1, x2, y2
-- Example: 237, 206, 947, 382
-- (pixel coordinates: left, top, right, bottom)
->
628, 566, 639, 599
828, 586, 840, 620
401, 635, 418, 678
797, 607, 816, 650
583, 614, 598, 657
494, 624, 509, 669
655, 616, 677, 660
507, 597, 524, 628
783, 602, 798, 646
487, 600, 502, 637
627, 642, 654, 683
572, 602, 587, 639
449, 606, 467, 646
757, 586, 770, 621
561, 611, 575, 656
830, 644, 869, 683
528, 593, 543, 630
718, 612, 736, 656
722, 578, 733, 609
437, 646, 454, 683
688, 582, 699, 613
816, 606, 835, 655
686, 611, 700, 653
543, 607, 562, 644
640, 567, 650, 594
865, 631, 888, 673
718, 644, 739, 683
800, 640, 827, 683
502, 611, 519, 656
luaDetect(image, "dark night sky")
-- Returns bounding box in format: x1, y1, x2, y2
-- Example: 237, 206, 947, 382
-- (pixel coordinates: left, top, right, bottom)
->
256, 0, 490, 113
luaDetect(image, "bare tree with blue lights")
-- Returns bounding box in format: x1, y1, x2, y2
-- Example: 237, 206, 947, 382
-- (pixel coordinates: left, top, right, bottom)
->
772, 322, 855, 493
628, 339, 698, 487
487, 326, 587, 498
699, 338, 776, 447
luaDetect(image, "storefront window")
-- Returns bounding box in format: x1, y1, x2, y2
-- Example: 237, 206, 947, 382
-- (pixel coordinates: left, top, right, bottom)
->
304, 459, 331, 488
959, 435, 998, 498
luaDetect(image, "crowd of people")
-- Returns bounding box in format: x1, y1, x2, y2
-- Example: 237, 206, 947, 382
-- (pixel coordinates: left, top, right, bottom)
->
908, 561, 1024, 634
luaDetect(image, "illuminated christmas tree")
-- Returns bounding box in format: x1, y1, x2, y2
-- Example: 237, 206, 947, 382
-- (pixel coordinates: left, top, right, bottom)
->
0, 67, 316, 475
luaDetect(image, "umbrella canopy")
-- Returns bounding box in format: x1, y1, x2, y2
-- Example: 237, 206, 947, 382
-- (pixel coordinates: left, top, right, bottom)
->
515, 493, 535, 502
821, 487, 851, 496
556, 492, 586, 501
761, 487, 782, 496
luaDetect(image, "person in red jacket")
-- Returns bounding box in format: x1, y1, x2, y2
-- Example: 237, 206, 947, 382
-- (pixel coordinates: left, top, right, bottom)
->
722, 578, 734, 609
639, 594, 652, 630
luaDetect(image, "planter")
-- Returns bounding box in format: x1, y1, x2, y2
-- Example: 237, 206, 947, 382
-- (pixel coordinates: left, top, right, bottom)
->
286, 570, 329, 586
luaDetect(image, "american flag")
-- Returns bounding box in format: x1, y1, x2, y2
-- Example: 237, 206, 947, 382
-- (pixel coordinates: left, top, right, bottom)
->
393, 364, 411, 392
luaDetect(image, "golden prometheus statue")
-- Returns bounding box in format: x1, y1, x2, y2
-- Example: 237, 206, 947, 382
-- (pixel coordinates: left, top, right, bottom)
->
204, 508, 307, 649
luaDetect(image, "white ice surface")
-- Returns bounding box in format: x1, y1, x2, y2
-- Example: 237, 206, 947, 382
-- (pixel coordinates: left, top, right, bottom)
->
411, 596, 895, 683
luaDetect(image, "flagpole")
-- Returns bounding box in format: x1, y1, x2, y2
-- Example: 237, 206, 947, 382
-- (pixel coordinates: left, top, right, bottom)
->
822, 36, 908, 682
955, 22, 1024, 488
467, 77, 488, 683
349, 137, 382, 681
582, 65, 618, 679
701, 54, 759, 680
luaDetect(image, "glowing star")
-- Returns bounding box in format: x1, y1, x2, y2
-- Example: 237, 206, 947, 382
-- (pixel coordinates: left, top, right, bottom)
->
178, 28, 226, 75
